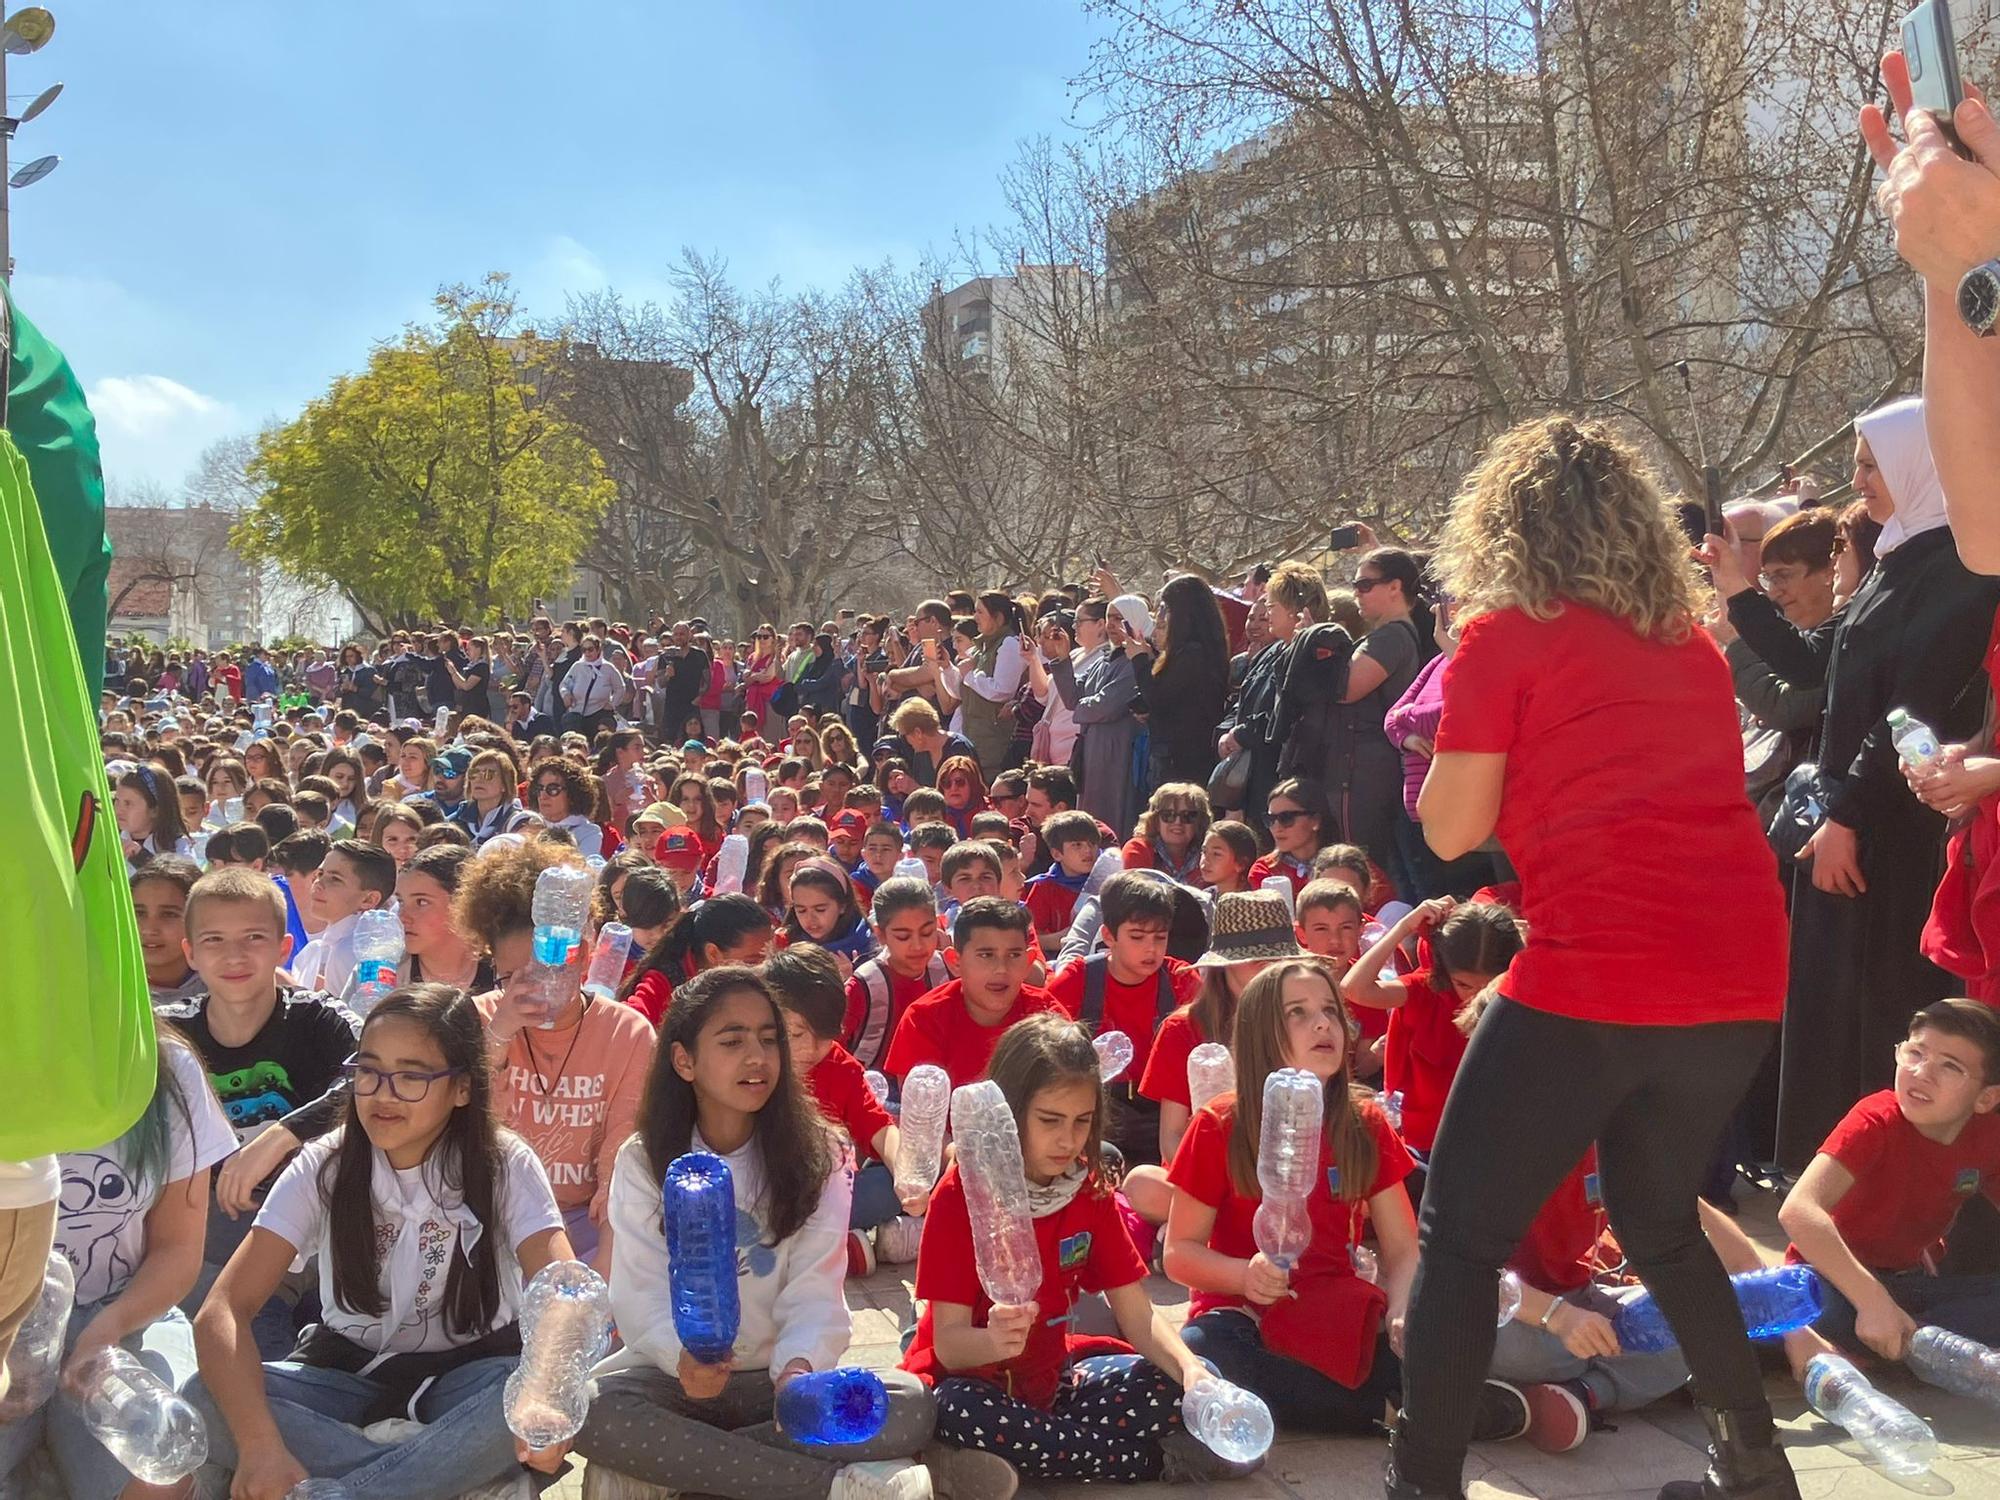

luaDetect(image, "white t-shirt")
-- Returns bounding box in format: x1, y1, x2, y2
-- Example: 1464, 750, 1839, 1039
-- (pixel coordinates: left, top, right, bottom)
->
293, 912, 359, 997
57, 1045, 235, 1307
256, 1128, 561, 1355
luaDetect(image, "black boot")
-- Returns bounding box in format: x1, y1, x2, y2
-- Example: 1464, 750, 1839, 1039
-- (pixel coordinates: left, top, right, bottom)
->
1657, 1401, 1800, 1500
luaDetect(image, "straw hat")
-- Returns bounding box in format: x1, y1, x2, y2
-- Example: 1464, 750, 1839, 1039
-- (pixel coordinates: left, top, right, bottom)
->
1194, 889, 1302, 968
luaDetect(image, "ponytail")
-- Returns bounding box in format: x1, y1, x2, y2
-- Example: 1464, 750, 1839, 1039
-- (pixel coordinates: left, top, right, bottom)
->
618, 893, 772, 1001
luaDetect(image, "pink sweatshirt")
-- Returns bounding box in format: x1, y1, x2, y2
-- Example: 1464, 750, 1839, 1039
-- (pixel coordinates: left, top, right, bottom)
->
1383, 653, 1450, 819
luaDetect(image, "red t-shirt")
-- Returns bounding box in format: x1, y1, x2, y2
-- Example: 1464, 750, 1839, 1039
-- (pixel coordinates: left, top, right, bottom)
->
903, 1164, 1146, 1408
625, 968, 676, 1029
1510, 1150, 1617, 1296
1788, 1090, 2000, 1272
1139, 1005, 1213, 1108
1247, 853, 1312, 897
1166, 1095, 1411, 1319
882, 980, 1063, 1087
807, 1043, 895, 1162
1046, 957, 1200, 1082
1379, 968, 1466, 1153
1433, 604, 1785, 1024
1023, 873, 1087, 936
841, 960, 945, 1069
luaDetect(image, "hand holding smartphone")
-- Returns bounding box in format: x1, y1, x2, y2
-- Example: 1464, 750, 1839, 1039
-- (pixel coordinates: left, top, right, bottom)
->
1903, 0, 1970, 157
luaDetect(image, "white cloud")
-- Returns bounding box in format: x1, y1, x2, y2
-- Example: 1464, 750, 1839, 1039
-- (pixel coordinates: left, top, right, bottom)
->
87, 374, 243, 492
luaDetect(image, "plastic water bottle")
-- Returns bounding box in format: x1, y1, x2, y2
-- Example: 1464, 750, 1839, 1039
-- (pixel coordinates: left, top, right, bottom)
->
518, 957, 575, 1033
1804, 1353, 1937, 1476
893, 856, 929, 883
188, 830, 211, 869
1908, 1325, 2000, 1408
504, 1260, 614, 1449
1253, 1194, 1311, 1270
1613, 1265, 1823, 1353
68, 1346, 209, 1483
346, 909, 405, 1014
0, 1251, 74, 1421
435, 704, 453, 737
744, 766, 768, 802
1260, 874, 1297, 915
775, 1368, 891, 1446
892, 1065, 950, 1200
1351, 1244, 1380, 1283
581, 922, 634, 1001
1187, 1043, 1233, 1112
950, 1080, 1043, 1306
531, 863, 595, 964
1181, 1378, 1275, 1463
864, 1070, 891, 1106
1888, 709, 1942, 773
713, 833, 750, 895
663, 1151, 741, 1366
1497, 1269, 1524, 1327
1380, 1090, 1404, 1133
222, 795, 245, 826
286, 1483, 353, 1499
1256, 1069, 1323, 1202
1093, 1030, 1134, 1083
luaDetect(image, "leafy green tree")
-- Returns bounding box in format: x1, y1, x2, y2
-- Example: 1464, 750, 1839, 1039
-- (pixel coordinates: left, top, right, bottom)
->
235, 275, 615, 633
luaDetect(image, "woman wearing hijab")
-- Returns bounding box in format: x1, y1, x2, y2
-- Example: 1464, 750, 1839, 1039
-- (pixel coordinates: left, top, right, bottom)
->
1714, 396, 2000, 1169
1070, 593, 1147, 838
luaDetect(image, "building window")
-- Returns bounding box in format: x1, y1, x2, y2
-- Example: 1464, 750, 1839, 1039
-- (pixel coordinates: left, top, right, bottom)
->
572, 594, 589, 616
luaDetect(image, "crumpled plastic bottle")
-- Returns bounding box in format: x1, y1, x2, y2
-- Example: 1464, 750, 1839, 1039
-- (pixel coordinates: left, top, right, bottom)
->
713, 834, 751, 895
1093, 1030, 1134, 1083
949, 1080, 1043, 1306
1908, 1324, 2000, 1408
581, 923, 634, 1001
0, 1251, 74, 1422
504, 1259, 614, 1449
892, 1065, 950, 1201
68, 1346, 209, 1483
775, 1368, 891, 1445
1187, 1043, 1233, 1113
1613, 1265, 1822, 1353
531, 864, 596, 964
285, 1482, 353, 1500
864, 1071, 891, 1106
663, 1151, 741, 1366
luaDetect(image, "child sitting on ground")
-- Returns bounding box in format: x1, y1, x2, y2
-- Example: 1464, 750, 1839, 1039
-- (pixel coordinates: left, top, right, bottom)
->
1022, 810, 1101, 956
883, 898, 1061, 1087
843, 877, 951, 1073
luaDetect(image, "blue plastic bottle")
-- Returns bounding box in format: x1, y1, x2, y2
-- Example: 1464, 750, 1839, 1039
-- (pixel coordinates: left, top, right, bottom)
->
775, 1369, 891, 1445
663, 1151, 740, 1365
1614, 1265, 1823, 1353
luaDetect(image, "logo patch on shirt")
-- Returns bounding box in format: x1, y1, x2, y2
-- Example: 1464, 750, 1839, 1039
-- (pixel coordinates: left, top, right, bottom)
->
1326, 1166, 1341, 1195
1058, 1231, 1091, 1269
1956, 1167, 1983, 1197
1584, 1172, 1603, 1207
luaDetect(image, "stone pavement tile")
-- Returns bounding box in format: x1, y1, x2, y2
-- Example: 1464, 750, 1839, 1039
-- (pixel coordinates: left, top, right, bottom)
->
1471, 1416, 1708, 1497
1020, 1471, 1294, 1498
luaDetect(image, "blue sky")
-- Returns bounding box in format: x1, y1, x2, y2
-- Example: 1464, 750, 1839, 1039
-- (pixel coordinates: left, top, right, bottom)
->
13, 1, 1104, 491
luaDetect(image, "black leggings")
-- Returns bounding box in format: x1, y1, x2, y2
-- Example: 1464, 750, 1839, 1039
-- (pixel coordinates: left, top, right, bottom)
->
1391, 998, 1775, 1493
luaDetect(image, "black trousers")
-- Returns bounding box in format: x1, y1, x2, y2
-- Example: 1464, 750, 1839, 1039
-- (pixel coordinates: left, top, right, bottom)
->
1391, 998, 1775, 1492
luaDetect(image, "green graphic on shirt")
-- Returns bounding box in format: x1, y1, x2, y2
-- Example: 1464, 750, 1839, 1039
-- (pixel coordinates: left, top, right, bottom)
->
213, 1060, 294, 1100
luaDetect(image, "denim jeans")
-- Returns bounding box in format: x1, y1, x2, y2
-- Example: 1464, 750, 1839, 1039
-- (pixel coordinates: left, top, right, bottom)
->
1182, 1309, 1395, 1435
851, 1160, 901, 1231
186, 1353, 519, 1500
1814, 1269, 2000, 1349
0, 1300, 197, 1500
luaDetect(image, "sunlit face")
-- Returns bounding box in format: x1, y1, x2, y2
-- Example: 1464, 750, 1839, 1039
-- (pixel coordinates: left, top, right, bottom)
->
790, 883, 843, 940
672, 986, 785, 1120
378, 818, 420, 870
1020, 1079, 1098, 1185
941, 775, 974, 810
1200, 832, 1248, 890
1267, 598, 1302, 640
184, 896, 291, 1001
534, 773, 574, 820
327, 762, 357, 798
132, 876, 189, 981
178, 788, 208, 830
1279, 969, 1348, 1082
784, 1009, 831, 1074
875, 908, 938, 976
1852, 437, 1893, 525
1153, 799, 1201, 854
1103, 919, 1169, 979
352, 1015, 470, 1165
1297, 903, 1362, 966
1760, 558, 1837, 630
467, 765, 505, 805
955, 923, 1031, 1019
974, 601, 1001, 636
769, 788, 800, 822
394, 869, 455, 957
1894, 1025, 2000, 1133
946, 862, 1000, 905
114, 784, 155, 840
400, 746, 429, 781
208, 765, 248, 799
863, 832, 902, 874
1266, 797, 1319, 859
700, 927, 773, 971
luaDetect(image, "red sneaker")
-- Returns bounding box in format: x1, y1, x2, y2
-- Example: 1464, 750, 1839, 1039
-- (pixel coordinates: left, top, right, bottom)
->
1523, 1381, 1590, 1454
846, 1228, 877, 1279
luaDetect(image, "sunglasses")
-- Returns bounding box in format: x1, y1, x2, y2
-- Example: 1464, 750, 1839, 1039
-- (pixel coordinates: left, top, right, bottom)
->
1158, 809, 1199, 823
1352, 577, 1389, 593
1268, 808, 1311, 826
535, 783, 567, 797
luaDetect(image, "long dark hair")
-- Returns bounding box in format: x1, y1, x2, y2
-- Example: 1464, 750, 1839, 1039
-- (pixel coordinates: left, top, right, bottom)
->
975, 589, 1025, 639
1361, 547, 1438, 654
783, 861, 866, 945
1153, 573, 1229, 680
321, 985, 502, 1337
619, 893, 773, 1000
1431, 902, 1525, 996
640, 966, 832, 1244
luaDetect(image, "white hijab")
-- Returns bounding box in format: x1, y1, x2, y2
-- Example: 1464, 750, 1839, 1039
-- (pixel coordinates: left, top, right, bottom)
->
1854, 397, 1952, 558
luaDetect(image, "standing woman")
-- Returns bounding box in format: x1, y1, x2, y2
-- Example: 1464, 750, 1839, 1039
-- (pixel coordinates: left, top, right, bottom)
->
744, 626, 783, 732
318, 745, 373, 832
956, 591, 1026, 771
1217, 566, 1320, 838
1332, 550, 1434, 900
1391, 417, 1789, 1500
1136, 575, 1231, 788
1713, 397, 2000, 1169
444, 635, 493, 734
1072, 596, 1147, 840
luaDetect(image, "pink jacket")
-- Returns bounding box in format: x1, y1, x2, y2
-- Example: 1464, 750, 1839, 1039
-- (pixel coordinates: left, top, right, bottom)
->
1382, 653, 1449, 819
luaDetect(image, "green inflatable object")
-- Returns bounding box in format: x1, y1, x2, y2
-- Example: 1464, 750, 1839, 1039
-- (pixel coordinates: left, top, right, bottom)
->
0, 423, 154, 1155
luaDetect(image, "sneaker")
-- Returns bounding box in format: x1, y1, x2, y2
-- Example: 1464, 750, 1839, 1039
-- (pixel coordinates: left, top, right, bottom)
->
846, 1227, 877, 1278
834, 1458, 935, 1500
921, 1443, 1020, 1500
1471, 1379, 1531, 1443
1158, 1428, 1265, 1484
1524, 1380, 1591, 1453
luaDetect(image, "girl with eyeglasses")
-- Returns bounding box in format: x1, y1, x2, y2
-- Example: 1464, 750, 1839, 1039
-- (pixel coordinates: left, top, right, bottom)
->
187, 985, 576, 1498
1122, 782, 1212, 883
1248, 777, 1332, 897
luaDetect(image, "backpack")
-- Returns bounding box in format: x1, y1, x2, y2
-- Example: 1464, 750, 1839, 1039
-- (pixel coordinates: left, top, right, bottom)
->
1078, 952, 1179, 1035
0, 428, 155, 1155
849, 952, 950, 1071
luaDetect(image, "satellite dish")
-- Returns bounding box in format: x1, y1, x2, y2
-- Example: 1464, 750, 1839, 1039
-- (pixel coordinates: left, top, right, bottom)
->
10, 154, 58, 189
19, 81, 61, 123
1, 8, 54, 55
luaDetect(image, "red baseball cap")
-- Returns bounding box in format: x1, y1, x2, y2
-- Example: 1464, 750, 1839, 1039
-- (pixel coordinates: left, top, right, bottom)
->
655, 828, 702, 868
830, 810, 869, 839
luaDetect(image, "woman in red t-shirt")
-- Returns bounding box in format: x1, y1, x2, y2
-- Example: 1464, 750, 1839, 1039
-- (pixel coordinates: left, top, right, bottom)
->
1390, 417, 1790, 1500
903, 1013, 1239, 1487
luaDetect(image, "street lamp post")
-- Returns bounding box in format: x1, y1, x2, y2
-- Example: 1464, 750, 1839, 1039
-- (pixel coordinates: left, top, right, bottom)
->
0, 4, 62, 278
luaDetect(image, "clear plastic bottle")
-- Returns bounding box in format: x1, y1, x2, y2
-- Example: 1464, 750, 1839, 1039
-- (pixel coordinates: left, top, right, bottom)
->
892, 1065, 950, 1200
1908, 1324, 2000, 1408
776, 1368, 891, 1446
1252, 1194, 1311, 1270
531, 863, 595, 964
222, 795, 245, 826
345, 909, 405, 1015
69, 1346, 209, 1483
663, 1150, 741, 1365
1093, 1030, 1134, 1083
949, 1080, 1043, 1306
744, 766, 768, 803
1379, 1090, 1404, 1134
1804, 1353, 1937, 1476
1187, 1043, 1233, 1113
1497, 1269, 1524, 1327
286, 1483, 354, 1499
1181, 1379, 1275, 1463
0, 1251, 74, 1421
504, 1260, 614, 1449
517, 958, 575, 1033
1887, 709, 1942, 773
1083, 848, 1124, 897
1351, 1244, 1380, 1284
713, 833, 750, 895
1613, 1265, 1823, 1353
1256, 1068, 1324, 1202
435, 704, 453, 736
893, 856, 930, 883
864, 1070, 891, 1106
581, 922, 634, 1001
1259, 874, 1297, 915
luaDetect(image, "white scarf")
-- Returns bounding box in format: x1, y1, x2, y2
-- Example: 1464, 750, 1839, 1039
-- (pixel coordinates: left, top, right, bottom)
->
1855, 397, 1952, 558
1026, 1162, 1091, 1219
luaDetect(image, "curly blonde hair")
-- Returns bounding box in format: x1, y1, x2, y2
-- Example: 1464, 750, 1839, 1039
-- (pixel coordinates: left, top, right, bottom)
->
1436, 415, 1709, 641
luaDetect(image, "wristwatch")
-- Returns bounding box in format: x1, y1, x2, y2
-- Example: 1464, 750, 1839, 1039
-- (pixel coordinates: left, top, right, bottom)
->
1959, 259, 2000, 337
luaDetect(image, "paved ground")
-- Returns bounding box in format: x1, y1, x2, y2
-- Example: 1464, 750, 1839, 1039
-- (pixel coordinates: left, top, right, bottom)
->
551, 1186, 2000, 1499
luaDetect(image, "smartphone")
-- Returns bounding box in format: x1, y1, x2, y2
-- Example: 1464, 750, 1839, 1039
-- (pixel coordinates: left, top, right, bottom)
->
1903, 0, 1969, 155
1330, 523, 1364, 550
